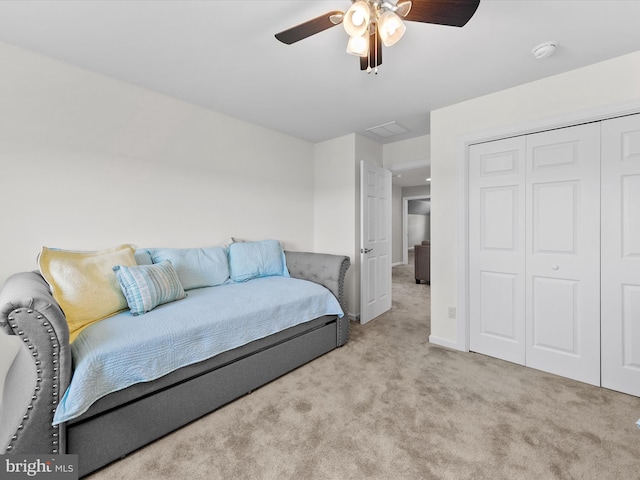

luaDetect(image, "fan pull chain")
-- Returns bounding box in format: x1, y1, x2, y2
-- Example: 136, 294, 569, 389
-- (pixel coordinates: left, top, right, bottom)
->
367, 25, 379, 75
374, 25, 378, 75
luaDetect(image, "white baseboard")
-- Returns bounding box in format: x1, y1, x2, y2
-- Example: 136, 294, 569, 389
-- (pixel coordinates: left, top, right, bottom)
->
347, 312, 360, 322
428, 335, 463, 351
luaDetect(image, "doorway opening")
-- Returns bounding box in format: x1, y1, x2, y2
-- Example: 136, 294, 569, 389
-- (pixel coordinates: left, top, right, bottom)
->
402, 195, 430, 265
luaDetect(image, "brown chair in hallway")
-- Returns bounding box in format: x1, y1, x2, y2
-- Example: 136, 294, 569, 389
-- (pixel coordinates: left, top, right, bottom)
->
414, 241, 430, 284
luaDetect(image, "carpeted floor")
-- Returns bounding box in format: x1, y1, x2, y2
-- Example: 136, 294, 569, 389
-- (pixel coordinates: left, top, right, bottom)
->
88, 258, 640, 480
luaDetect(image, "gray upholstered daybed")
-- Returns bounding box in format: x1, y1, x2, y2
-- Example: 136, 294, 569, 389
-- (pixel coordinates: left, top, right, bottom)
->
0, 245, 350, 477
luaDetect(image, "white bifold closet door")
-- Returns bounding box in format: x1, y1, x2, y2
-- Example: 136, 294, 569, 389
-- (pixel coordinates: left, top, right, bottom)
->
601, 114, 640, 397
469, 136, 527, 365
524, 123, 601, 386
470, 123, 601, 386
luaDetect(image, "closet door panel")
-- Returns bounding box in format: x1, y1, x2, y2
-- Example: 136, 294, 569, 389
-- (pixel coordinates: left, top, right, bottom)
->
622, 285, 640, 366
622, 175, 640, 256
531, 276, 579, 354
525, 123, 601, 386
532, 181, 579, 255
479, 271, 518, 340
469, 137, 526, 364
602, 113, 640, 396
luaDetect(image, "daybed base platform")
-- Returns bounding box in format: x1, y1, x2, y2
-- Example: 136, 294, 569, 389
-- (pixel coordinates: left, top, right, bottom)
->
70, 315, 339, 476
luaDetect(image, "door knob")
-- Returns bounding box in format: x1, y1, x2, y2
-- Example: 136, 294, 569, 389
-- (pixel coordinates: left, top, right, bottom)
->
362, 248, 373, 254
552, 265, 559, 270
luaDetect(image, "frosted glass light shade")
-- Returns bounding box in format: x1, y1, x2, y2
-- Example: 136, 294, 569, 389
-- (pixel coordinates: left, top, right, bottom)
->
343, 1, 370, 37
346, 34, 369, 57
377, 10, 406, 47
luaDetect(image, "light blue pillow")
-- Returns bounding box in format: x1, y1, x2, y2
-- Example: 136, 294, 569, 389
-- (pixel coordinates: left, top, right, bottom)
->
134, 249, 153, 265
146, 247, 229, 290
228, 240, 290, 283
113, 260, 186, 315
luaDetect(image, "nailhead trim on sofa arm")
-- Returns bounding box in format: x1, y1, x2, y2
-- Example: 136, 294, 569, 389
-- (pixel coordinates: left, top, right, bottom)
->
0, 272, 72, 456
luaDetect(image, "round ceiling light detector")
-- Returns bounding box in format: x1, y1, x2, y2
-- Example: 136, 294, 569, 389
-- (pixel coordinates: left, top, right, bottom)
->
531, 41, 558, 59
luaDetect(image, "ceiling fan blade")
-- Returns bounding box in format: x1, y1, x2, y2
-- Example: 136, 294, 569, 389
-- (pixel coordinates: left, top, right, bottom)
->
360, 31, 382, 71
275, 11, 344, 45
404, 0, 480, 27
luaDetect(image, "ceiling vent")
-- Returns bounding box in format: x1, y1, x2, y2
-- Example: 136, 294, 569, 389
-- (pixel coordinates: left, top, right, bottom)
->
366, 121, 411, 139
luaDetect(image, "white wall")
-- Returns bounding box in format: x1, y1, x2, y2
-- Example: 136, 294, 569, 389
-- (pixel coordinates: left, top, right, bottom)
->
0, 42, 317, 389
403, 185, 430, 198
313, 133, 383, 319
430, 50, 640, 347
0, 42, 316, 284
383, 135, 430, 167
314, 134, 358, 316
391, 184, 403, 264
408, 214, 429, 247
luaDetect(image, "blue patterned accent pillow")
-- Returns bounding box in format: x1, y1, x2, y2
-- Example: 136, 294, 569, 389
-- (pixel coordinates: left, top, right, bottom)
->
113, 260, 186, 315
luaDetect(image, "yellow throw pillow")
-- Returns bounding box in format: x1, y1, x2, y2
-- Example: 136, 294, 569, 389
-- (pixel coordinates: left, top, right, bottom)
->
38, 244, 137, 342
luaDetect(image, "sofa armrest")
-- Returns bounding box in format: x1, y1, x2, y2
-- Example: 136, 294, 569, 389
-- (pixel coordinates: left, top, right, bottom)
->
284, 251, 350, 309
285, 251, 351, 346
0, 272, 71, 455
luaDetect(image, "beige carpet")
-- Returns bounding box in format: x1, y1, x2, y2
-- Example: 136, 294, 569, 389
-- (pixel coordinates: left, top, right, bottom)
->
88, 260, 640, 480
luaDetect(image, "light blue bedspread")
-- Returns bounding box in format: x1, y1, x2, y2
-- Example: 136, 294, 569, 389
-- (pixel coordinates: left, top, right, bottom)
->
53, 276, 343, 424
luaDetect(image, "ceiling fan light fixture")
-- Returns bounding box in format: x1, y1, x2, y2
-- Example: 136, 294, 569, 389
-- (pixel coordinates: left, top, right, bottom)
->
275, 0, 480, 73
343, 1, 371, 37
377, 10, 406, 47
347, 34, 370, 57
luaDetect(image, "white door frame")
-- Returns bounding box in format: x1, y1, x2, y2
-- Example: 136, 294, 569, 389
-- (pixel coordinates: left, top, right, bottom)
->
454, 99, 640, 352
402, 195, 431, 265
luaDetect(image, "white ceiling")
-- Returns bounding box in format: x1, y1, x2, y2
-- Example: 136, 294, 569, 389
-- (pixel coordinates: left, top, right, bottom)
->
1, 0, 640, 187
392, 166, 431, 188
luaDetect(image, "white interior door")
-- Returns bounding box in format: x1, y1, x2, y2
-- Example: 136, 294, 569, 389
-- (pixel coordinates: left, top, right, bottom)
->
469, 136, 526, 364
360, 160, 392, 324
601, 113, 640, 396
525, 123, 601, 386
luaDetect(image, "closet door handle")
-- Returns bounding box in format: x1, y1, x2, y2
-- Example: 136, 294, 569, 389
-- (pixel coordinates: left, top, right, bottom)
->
552, 264, 560, 270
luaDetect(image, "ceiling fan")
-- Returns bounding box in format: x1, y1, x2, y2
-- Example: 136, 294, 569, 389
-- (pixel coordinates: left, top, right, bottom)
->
275, 0, 481, 73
